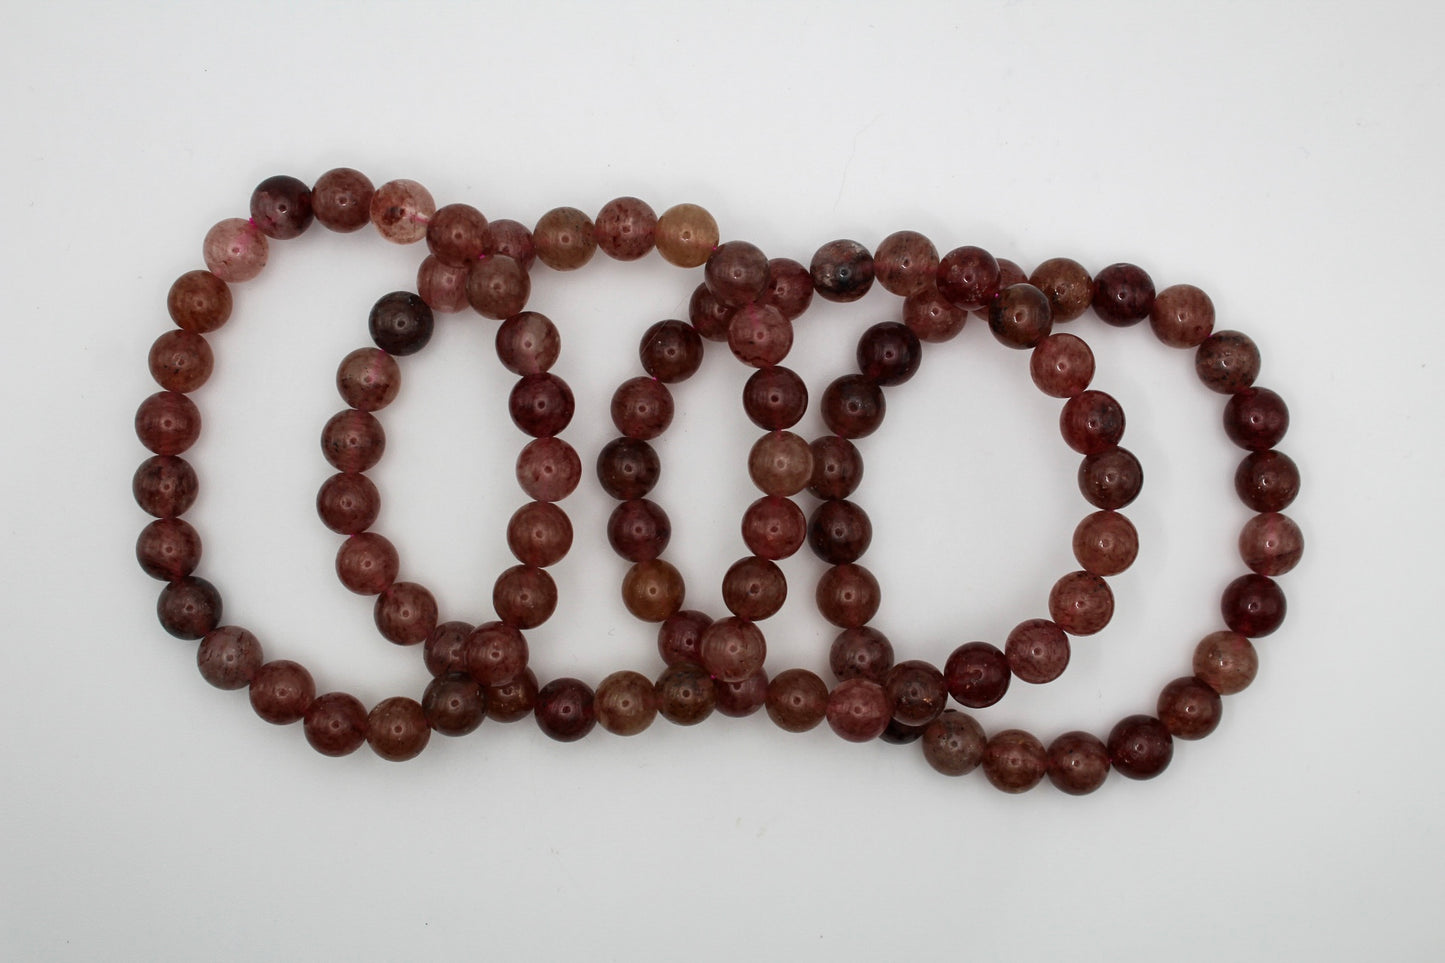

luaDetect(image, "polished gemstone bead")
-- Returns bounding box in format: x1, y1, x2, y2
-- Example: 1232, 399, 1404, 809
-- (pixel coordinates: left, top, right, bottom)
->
486, 668, 538, 723
1193, 630, 1258, 695
374, 581, 437, 646
249, 659, 315, 725
743, 366, 808, 430
335, 532, 398, 595
611, 377, 673, 440
535, 678, 596, 742
1028, 257, 1094, 322
606, 499, 670, 562
1048, 571, 1114, 635
1072, 510, 1139, 576
426, 203, 488, 267
312, 168, 374, 233
157, 575, 222, 640
820, 375, 885, 439
534, 206, 596, 271
423, 620, 474, 678
886, 660, 946, 727
197, 626, 262, 690
1223, 387, 1289, 451
1107, 715, 1173, 779
808, 436, 864, 499
595, 437, 659, 500
203, 218, 268, 283
500, 501, 569, 569
1078, 447, 1143, 510
874, 230, 939, 296
764, 257, 814, 320
921, 710, 987, 776
368, 291, 433, 356
621, 559, 685, 622
336, 347, 401, 411
1239, 512, 1303, 576
766, 668, 829, 732
422, 673, 486, 737
1047, 731, 1110, 795
706, 240, 770, 306
1234, 450, 1300, 513
856, 321, 922, 386
250, 174, 313, 239
688, 283, 734, 342
595, 196, 657, 261
595, 670, 659, 735
728, 302, 793, 367
988, 283, 1053, 349
721, 555, 787, 620
936, 245, 1000, 310
517, 437, 582, 502
304, 692, 367, 756
983, 729, 1048, 793
1092, 262, 1155, 326
167, 270, 232, 333
367, 696, 431, 761
944, 641, 1010, 708
465, 621, 529, 687
1030, 333, 1095, 398
1195, 330, 1260, 394
136, 517, 201, 580
494, 311, 560, 376
370, 179, 435, 244
748, 431, 813, 496
1221, 573, 1286, 637
808, 499, 872, 564
816, 563, 880, 628
700, 616, 768, 682
1157, 676, 1223, 740
1005, 618, 1070, 684
716, 670, 769, 717
903, 287, 968, 342
655, 203, 719, 268
658, 610, 712, 667
136, 391, 201, 456
494, 564, 558, 629
481, 219, 537, 271
828, 626, 893, 682
1149, 284, 1214, 347
509, 373, 575, 438
640, 320, 704, 383
317, 472, 380, 534
810, 239, 874, 303
148, 330, 213, 393
466, 255, 530, 320
1060, 390, 1125, 455
134, 455, 198, 518
655, 662, 716, 725
321, 410, 385, 473
826, 679, 890, 742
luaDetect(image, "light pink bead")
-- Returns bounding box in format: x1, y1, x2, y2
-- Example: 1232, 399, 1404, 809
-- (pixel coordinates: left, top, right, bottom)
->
202, 218, 268, 282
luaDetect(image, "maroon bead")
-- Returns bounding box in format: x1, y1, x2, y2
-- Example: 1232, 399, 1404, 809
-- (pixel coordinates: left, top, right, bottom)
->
374, 581, 437, 646
621, 559, 684, 622
1048, 571, 1115, 635
993, 259, 1028, 302
494, 564, 558, 629
367, 697, 431, 761
1195, 330, 1260, 394
1029, 258, 1094, 323
944, 641, 1010, 708
424, 620, 474, 678
312, 168, 374, 233
370, 179, 435, 245
921, 710, 987, 776
607, 498, 671, 562
136, 517, 201, 580
810, 239, 875, 303
764, 257, 814, 320
250, 174, 313, 240
495, 312, 560, 376
136, 391, 200, 456
595, 196, 657, 261
1078, 446, 1143, 510
721, 556, 787, 621
903, 287, 968, 343
466, 621, 529, 687
1093, 263, 1155, 326
748, 431, 813, 496
517, 437, 582, 502
885, 660, 946, 727
134, 455, 199, 518
426, 203, 488, 267
808, 499, 872, 564
728, 302, 793, 367
743, 366, 808, 430
741, 495, 807, 560
534, 207, 596, 271
466, 255, 531, 320
1060, 390, 1125, 455
658, 610, 712, 667
716, 670, 769, 718
1221, 573, 1287, 637
766, 668, 829, 732
989, 283, 1053, 349
249, 659, 315, 725
508, 500, 574, 567
936, 246, 1000, 310
157, 575, 222, 639
481, 219, 536, 271
1223, 387, 1289, 451
1107, 715, 1173, 780
688, 283, 735, 342
1157, 676, 1223, 741
148, 330, 214, 393
336, 347, 401, 412
423, 673, 487, 737
1235, 450, 1300, 513
1193, 631, 1258, 695
1030, 333, 1095, 399
882, 719, 926, 745
874, 230, 939, 296
826, 678, 891, 742
487, 668, 538, 723
1005, 618, 1070, 684
1149, 284, 1215, 348
367, 291, 433, 357
706, 240, 771, 307
595, 670, 659, 735
700, 616, 768, 682
1239, 512, 1304, 576
417, 256, 470, 314
321, 410, 385, 473
655, 663, 716, 726
809, 436, 864, 500
197, 626, 262, 690
856, 322, 922, 386
816, 563, 880, 628
1072, 510, 1139, 576
1047, 731, 1111, 795
595, 437, 660, 500
611, 377, 674, 440
335, 532, 398, 595
317, 472, 380, 534
829, 626, 894, 682
821, 375, 885, 439
304, 692, 368, 757
983, 729, 1048, 793
509, 373, 575, 438
167, 270, 232, 334
640, 320, 704, 383
535, 678, 597, 742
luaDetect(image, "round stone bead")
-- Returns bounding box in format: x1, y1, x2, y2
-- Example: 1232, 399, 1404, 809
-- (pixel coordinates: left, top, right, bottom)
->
422, 674, 487, 737
136, 517, 201, 580
741, 495, 806, 560
856, 322, 922, 386
197, 626, 262, 690
495, 312, 560, 376
203, 218, 268, 283
655, 203, 719, 268
989, 283, 1053, 349
874, 230, 939, 296
1029, 257, 1094, 322
748, 431, 813, 496
885, 660, 946, 727
136, 391, 201, 456
465, 622, 529, 687
368, 292, 433, 356
937, 245, 1000, 310
1078, 447, 1144, 510
829, 626, 894, 682
700, 616, 768, 682
486, 668, 538, 723
809, 436, 863, 500
1107, 715, 1173, 779
1060, 391, 1126, 455
1047, 731, 1111, 795
808, 499, 872, 564
1005, 619, 1070, 684
507, 500, 574, 567
517, 437, 582, 502
764, 257, 814, 320
414, 256, 472, 314
249, 659, 315, 725
606, 499, 670, 562
374, 581, 437, 646
509, 373, 575, 438
1221, 573, 1286, 637
1192, 630, 1259, 695
1157, 676, 1223, 740
466, 256, 531, 320
1030, 333, 1095, 398
1223, 387, 1290, 450
816, 564, 881, 628
689, 283, 734, 341
903, 287, 968, 343
743, 366, 808, 430
250, 174, 314, 240
535, 678, 596, 742
370, 179, 435, 244
312, 168, 374, 232
134, 455, 199, 518
320, 410, 385, 474
820, 375, 885, 439
1072, 510, 1139, 576
943, 641, 1010, 709
655, 663, 716, 726
596, 438, 659, 500
921, 710, 987, 776
706, 240, 771, 306
316, 473, 379, 535
595, 670, 659, 735
983, 729, 1048, 793
534, 207, 597, 271
336, 348, 401, 412
657, 610, 711, 667
1048, 571, 1115, 635
728, 303, 793, 367
1234, 450, 1300, 513
716, 670, 769, 718
157, 576, 222, 640
595, 196, 657, 261
493, 565, 558, 629
1239, 512, 1304, 576
167, 270, 232, 333
304, 692, 368, 757
1149, 284, 1215, 347
810, 239, 874, 303
640, 320, 704, 383
766, 668, 829, 732
720, 557, 787, 621
611, 377, 674, 440
423, 621, 474, 679
1092, 262, 1155, 326
367, 697, 431, 761
621, 559, 685, 622
148, 330, 214, 393
481, 219, 537, 271
826, 679, 891, 742
335, 533, 399, 595
1195, 331, 1260, 394
425, 203, 488, 266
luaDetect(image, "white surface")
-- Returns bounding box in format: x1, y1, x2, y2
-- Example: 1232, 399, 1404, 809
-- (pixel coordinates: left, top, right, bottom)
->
3, 2, 1442, 960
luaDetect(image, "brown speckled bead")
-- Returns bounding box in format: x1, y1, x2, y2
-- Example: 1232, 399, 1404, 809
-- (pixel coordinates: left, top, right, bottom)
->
1029, 257, 1094, 323
743, 366, 808, 430
1157, 676, 1223, 740
424, 620, 474, 679
1078, 447, 1143, 510
742, 495, 807, 560
1072, 510, 1139, 576
829, 626, 894, 682
944, 641, 1011, 709
748, 431, 813, 496
1060, 390, 1125, 455
700, 616, 768, 682
621, 559, 685, 622
640, 320, 704, 383
903, 287, 968, 343
810, 239, 875, 303
136, 517, 201, 580
148, 330, 213, 393
370, 179, 435, 245
1108, 715, 1173, 779
374, 581, 437, 646
595, 670, 659, 735
921, 709, 987, 776
764, 257, 814, 320
508, 501, 573, 567
367, 696, 431, 761
1150, 284, 1215, 347
989, 283, 1053, 349
249, 659, 315, 725
886, 660, 947, 727
611, 377, 674, 440
766, 668, 829, 732
658, 610, 712, 667
1235, 450, 1300, 513
482, 219, 537, 271
1048, 571, 1115, 635
1005, 618, 1070, 684
817, 563, 881, 628
596, 196, 657, 261
1193, 630, 1258, 695
167, 270, 232, 334
1030, 333, 1095, 399
1093, 263, 1155, 326
136, 391, 201, 456
936, 245, 1000, 310
689, 283, 735, 342
336, 347, 400, 412
716, 670, 769, 718
312, 168, 374, 233
203, 218, 268, 283
535, 678, 596, 742
728, 303, 793, 367
706, 240, 771, 307
655, 662, 716, 726
517, 437, 582, 502
368, 291, 433, 356
304, 692, 368, 757
157, 575, 222, 640
494, 565, 558, 629
317, 472, 380, 534
534, 206, 596, 271
721, 557, 787, 621
874, 230, 939, 296
1195, 330, 1260, 394
808, 499, 872, 564
595, 437, 659, 500
422, 674, 487, 737
426, 203, 488, 267
335, 532, 399, 595
466, 255, 531, 321
857, 322, 922, 386
509, 373, 575, 438
1221, 573, 1286, 637
826, 678, 892, 743
809, 436, 863, 500
250, 174, 313, 240
465, 621, 529, 687
321, 410, 385, 473
607, 499, 670, 562
655, 203, 719, 268
486, 668, 538, 723
1224, 387, 1289, 451
134, 455, 199, 518
496, 311, 560, 376
1047, 731, 1111, 795
983, 729, 1048, 793
1239, 512, 1304, 576
821, 375, 885, 439
197, 626, 262, 690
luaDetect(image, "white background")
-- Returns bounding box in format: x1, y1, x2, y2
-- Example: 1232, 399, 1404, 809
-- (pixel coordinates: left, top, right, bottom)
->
3, 1, 1442, 960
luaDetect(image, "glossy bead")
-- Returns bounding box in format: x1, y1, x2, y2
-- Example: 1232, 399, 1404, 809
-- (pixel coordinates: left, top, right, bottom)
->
203, 218, 268, 283
374, 581, 437, 646
595, 437, 659, 500
534, 206, 596, 271
1150, 284, 1215, 347
157, 575, 222, 640
1029, 257, 1094, 322
370, 179, 435, 244
1193, 630, 1258, 695
1195, 330, 1260, 394
983, 729, 1048, 793
943, 641, 1010, 708
316, 472, 380, 534
1224, 387, 1289, 451
1240, 512, 1304, 576
743, 366, 808, 430
700, 616, 768, 682
1030, 333, 1095, 398
1072, 510, 1139, 576
764, 258, 814, 320
810, 239, 874, 303
809, 436, 863, 499
148, 330, 213, 393
655, 662, 716, 726
312, 167, 374, 233
250, 659, 315, 725
595, 670, 659, 735
706, 240, 770, 306
135, 391, 200, 456
658, 610, 712, 667
886, 660, 946, 727
495, 311, 560, 375
197, 626, 262, 690
1235, 450, 1300, 513
655, 203, 719, 268
1048, 571, 1115, 635
136, 517, 201, 580
417, 254, 472, 313
466, 255, 530, 320
465, 621, 529, 687
368, 291, 433, 356
336, 347, 401, 412
249, 174, 313, 239
304, 692, 368, 756
335, 532, 398, 595
494, 564, 558, 629
921, 710, 987, 776
1047, 731, 1111, 795
1221, 573, 1286, 637
1060, 390, 1125, 455
874, 230, 939, 296
719, 556, 784, 620
816, 563, 880, 628
728, 302, 793, 367
766, 668, 829, 732
1078, 447, 1143, 510
1092, 262, 1155, 326
423, 620, 474, 678
482, 218, 537, 271
856, 322, 922, 386
1158, 676, 1223, 741
829, 626, 894, 682
882, 718, 928, 745
509, 373, 575, 437
808, 499, 872, 564
989, 283, 1053, 349
321, 410, 385, 473
596, 196, 657, 261
167, 270, 232, 333
535, 678, 596, 742
1107, 715, 1173, 779
1005, 618, 1070, 684
741, 495, 806, 560
367, 697, 431, 761
611, 377, 673, 440
508, 501, 574, 567
710, 670, 768, 719
517, 437, 582, 502
826, 678, 891, 742
936, 245, 1000, 310
607, 499, 670, 562
820, 375, 885, 439
640, 320, 704, 383
621, 559, 685, 622
688, 283, 735, 342
134, 455, 198, 518
903, 287, 968, 343
487, 669, 538, 722
425, 203, 488, 267
423, 674, 487, 737
748, 431, 813, 496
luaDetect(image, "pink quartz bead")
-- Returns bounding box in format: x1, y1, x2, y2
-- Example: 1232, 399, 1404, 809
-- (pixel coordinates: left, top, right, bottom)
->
1239, 512, 1304, 576
336, 348, 401, 412
148, 330, 213, 393
203, 218, 268, 283
826, 678, 891, 742
1030, 333, 1095, 398
312, 168, 374, 233
700, 616, 768, 682
426, 203, 488, 267
335, 533, 399, 595
1004, 618, 1070, 684
1150, 284, 1215, 348
728, 303, 793, 368
1048, 571, 1115, 635
136, 391, 201, 456
417, 256, 471, 313
370, 179, 435, 244
496, 312, 561, 375
517, 438, 582, 502
874, 230, 939, 296
595, 196, 657, 261
1192, 630, 1258, 695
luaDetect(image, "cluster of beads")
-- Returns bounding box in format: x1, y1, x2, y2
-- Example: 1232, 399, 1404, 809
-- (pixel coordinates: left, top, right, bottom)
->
134, 168, 1301, 791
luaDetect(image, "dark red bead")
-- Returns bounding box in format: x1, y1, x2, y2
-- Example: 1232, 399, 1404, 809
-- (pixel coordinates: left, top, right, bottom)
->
336, 347, 400, 412
249, 659, 315, 725
810, 239, 874, 303
885, 659, 946, 727
507, 500, 573, 567
481, 219, 536, 271
1048, 571, 1115, 635
903, 287, 968, 343
706, 240, 771, 307
721, 557, 787, 621
1005, 619, 1070, 684
535, 678, 596, 742
1223, 387, 1289, 451
607, 499, 671, 562
658, 610, 712, 667
1234, 450, 1300, 513
655, 663, 716, 726
1157, 676, 1223, 741
816, 563, 880, 628
1078, 446, 1143, 510
148, 330, 214, 393
135, 391, 200, 456
1239, 512, 1304, 576
486, 668, 538, 722
494, 565, 558, 629
826, 678, 891, 742
1195, 330, 1260, 394
766, 668, 829, 732
133, 455, 199, 518
611, 377, 673, 440
808, 436, 864, 500
312, 168, 374, 233
856, 322, 922, 386
197, 626, 262, 689
639, 319, 704, 383
466, 621, 529, 687
715, 669, 769, 718
516, 437, 582, 502
1107, 715, 1173, 779
425, 203, 488, 267
808, 499, 872, 564
1150, 284, 1215, 348
921, 710, 987, 776
620, 559, 684, 622
763, 257, 814, 320
1092, 263, 1155, 326
533, 207, 596, 271
595, 670, 659, 735
136, 517, 201, 580
367, 697, 431, 761
1060, 390, 1126, 455
1221, 573, 1287, 637
829, 626, 894, 682
423, 620, 474, 678
374, 581, 437, 646
316, 472, 380, 534
335, 533, 398, 595
988, 283, 1053, 349
595, 196, 657, 261
1072, 510, 1139, 576
167, 270, 232, 333
1029, 258, 1094, 322
983, 729, 1048, 793
821, 375, 885, 439
1047, 731, 1111, 795
1030, 333, 1095, 398
368, 291, 433, 356
423, 673, 487, 737
509, 373, 575, 438
743, 366, 808, 430
700, 616, 768, 682
304, 692, 368, 757
466, 255, 530, 320
874, 230, 939, 297
596, 438, 660, 500
1193, 631, 1258, 695
728, 303, 793, 368
944, 641, 1010, 708
157, 575, 222, 639
321, 410, 385, 473
936, 246, 1000, 310
495, 311, 560, 375
688, 283, 735, 342
250, 174, 314, 239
